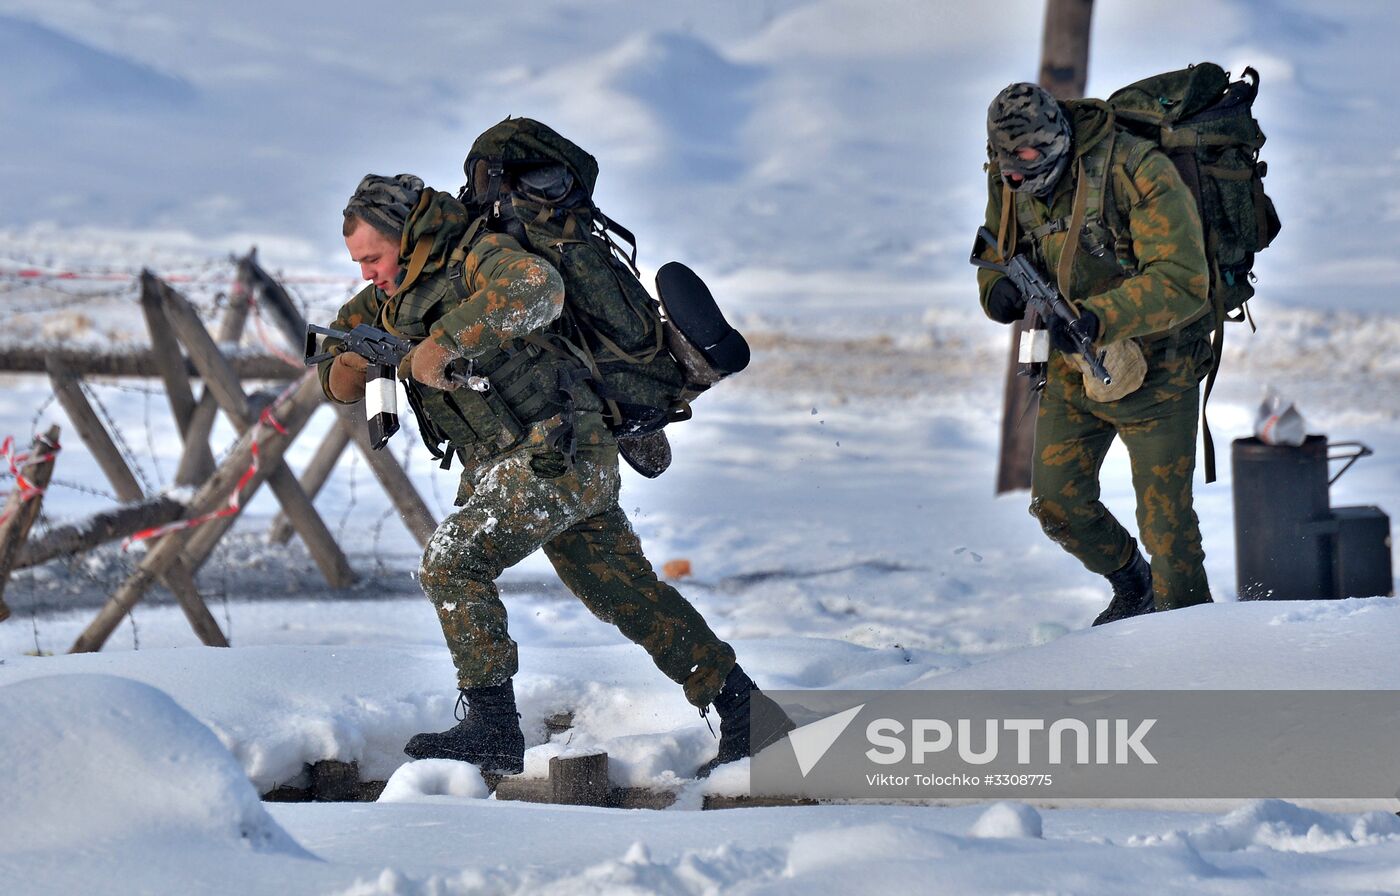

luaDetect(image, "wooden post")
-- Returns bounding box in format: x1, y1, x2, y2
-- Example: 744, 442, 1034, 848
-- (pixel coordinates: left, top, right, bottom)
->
994, 0, 1095, 494
268, 418, 352, 545
45, 357, 145, 504
0, 426, 61, 620
140, 271, 214, 475
549, 753, 610, 807
153, 277, 355, 590
15, 495, 185, 569
1039, 0, 1093, 101
244, 254, 438, 548
70, 375, 324, 653
175, 269, 256, 486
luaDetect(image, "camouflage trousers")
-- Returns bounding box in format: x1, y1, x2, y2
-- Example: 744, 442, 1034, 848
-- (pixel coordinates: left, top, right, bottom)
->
1029, 332, 1214, 610
418, 435, 736, 708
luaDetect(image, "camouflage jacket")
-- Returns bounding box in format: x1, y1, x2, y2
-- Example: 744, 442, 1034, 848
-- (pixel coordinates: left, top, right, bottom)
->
978, 100, 1211, 346
320, 189, 606, 469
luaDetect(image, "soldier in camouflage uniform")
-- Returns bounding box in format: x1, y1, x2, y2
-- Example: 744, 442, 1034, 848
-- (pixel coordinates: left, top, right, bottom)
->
975, 83, 1216, 625
323, 173, 787, 776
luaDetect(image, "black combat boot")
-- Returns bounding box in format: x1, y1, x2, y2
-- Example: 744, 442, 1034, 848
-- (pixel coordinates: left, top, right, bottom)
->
617, 429, 672, 479
1093, 550, 1155, 626
404, 680, 526, 775
696, 665, 796, 778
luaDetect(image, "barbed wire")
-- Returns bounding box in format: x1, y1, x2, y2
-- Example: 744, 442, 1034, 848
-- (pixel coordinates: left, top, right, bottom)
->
140, 385, 166, 488
104, 383, 167, 398
82, 379, 154, 495
28, 394, 56, 442
30, 610, 44, 657
371, 507, 394, 578
335, 448, 360, 545
42, 477, 120, 501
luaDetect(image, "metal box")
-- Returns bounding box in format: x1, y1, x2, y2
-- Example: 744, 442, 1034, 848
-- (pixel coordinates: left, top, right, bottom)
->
1331, 505, 1394, 598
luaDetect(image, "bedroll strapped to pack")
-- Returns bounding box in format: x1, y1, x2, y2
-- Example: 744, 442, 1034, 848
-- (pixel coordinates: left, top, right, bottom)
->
1107, 63, 1282, 482
460, 117, 749, 453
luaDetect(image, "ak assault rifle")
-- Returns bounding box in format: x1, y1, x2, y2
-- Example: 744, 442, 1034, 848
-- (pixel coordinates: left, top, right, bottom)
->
969, 226, 1111, 385
305, 323, 489, 450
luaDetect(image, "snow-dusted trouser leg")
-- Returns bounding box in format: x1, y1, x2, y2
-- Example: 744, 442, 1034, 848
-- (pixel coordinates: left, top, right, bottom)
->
419, 448, 619, 689
543, 506, 737, 708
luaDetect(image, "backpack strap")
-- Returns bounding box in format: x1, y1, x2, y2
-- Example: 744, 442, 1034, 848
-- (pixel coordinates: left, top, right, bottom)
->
1055, 158, 1092, 301
596, 209, 640, 273
445, 217, 488, 302
522, 325, 625, 429
995, 181, 1019, 261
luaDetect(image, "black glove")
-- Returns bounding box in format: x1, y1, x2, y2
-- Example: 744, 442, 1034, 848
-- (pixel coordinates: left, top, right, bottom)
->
985, 277, 1027, 324
1047, 305, 1100, 354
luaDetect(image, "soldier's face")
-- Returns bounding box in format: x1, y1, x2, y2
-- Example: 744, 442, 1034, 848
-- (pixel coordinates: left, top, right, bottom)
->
1004, 147, 1042, 188
345, 223, 402, 296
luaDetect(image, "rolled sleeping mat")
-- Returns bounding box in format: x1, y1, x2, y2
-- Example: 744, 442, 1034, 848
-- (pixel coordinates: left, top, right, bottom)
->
655, 262, 749, 378
366, 362, 400, 450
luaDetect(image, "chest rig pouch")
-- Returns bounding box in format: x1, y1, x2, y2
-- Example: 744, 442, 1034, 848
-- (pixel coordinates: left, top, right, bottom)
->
1012, 132, 1145, 304
381, 263, 527, 470
1011, 134, 1154, 402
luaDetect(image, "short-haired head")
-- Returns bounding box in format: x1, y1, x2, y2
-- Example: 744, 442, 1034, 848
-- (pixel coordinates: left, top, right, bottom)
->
343, 173, 425, 241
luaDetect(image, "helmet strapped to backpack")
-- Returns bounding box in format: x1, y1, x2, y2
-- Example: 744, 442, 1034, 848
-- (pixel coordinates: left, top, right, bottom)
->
459, 117, 749, 450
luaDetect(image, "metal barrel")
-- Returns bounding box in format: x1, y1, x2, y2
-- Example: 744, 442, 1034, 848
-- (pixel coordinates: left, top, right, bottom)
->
1231, 435, 1333, 600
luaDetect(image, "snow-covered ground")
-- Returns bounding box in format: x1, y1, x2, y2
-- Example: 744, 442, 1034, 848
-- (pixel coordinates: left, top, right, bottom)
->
5, 1, 1400, 893
2, 246, 1399, 892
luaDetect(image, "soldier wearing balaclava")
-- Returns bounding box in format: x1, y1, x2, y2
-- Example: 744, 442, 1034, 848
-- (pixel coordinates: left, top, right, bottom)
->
974, 80, 1215, 628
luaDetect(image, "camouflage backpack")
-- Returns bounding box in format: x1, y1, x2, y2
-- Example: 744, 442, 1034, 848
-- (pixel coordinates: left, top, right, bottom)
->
1105, 63, 1282, 481
459, 117, 746, 446
1107, 62, 1281, 323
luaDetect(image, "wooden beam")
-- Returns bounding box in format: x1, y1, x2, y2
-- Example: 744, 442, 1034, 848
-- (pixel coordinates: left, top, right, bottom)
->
69, 374, 324, 653
161, 556, 228, 648
994, 0, 1095, 494
268, 417, 352, 545
0, 426, 62, 619
0, 348, 295, 380
243, 254, 437, 548
45, 357, 145, 504
15, 495, 185, 569
139, 270, 202, 444
341, 403, 438, 548
153, 277, 354, 590
176, 263, 258, 486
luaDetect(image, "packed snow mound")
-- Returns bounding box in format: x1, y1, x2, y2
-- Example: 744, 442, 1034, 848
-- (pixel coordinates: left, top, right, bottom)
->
970, 802, 1043, 839
1133, 799, 1400, 854
0, 674, 308, 857
378, 759, 489, 802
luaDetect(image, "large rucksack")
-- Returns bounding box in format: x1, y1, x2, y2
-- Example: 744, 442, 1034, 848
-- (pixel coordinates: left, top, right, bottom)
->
1106, 63, 1282, 481
1107, 62, 1281, 321
458, 117, 748, 451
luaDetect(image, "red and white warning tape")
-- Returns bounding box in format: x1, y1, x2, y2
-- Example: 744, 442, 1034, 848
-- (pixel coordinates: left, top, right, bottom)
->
122, 375, 305, 548
0, 434, 62, 526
